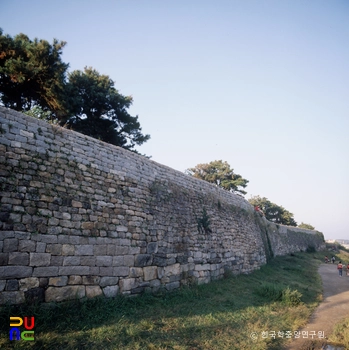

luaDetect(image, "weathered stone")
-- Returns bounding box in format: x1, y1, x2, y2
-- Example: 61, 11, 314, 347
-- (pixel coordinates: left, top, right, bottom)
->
86, 285, 103, 298
75, 245, 93, 256
59, 266, 90, 276
135, 254, 152, 267
6, 279, 19, 291
45, 285, 85, 302
129, 267, 143, 278
8, 252, 29, 265
0, 253, 9, 265
49, 276, 68, 287
103, 285, 119, 298
62, 244, 75, 255
99, 276, 118, 287
68, 275, 82, 285
82, 276, 100, 285
19, 277, 40, 291
18, 240, 36, 252
143, 266, 158, 281
119, 278, 137, 292
3, 238, 18, 252
96, 256, 112, 266
0, 266, 32, 278
30, 253, 51, 266
147, 242, 158, 254
113, 267, 129, 277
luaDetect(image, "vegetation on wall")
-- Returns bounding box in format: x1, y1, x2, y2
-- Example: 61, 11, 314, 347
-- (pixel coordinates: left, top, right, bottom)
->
248, 195, 297, 226
186, 160, 249, 195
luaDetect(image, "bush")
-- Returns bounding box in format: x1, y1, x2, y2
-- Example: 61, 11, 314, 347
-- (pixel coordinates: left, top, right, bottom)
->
282, 287, 302, 306
256, 283, 302, 306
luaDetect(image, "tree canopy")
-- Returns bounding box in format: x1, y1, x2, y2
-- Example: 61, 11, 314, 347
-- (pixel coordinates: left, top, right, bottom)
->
186, 160, 249, 195
0, 29, 150, 152
65, 67, 150, 150
248, 195, 297, 226
0, 29, 68, 114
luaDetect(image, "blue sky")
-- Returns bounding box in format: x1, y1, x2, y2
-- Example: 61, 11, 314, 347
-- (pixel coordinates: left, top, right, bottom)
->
1, 0, 348, 240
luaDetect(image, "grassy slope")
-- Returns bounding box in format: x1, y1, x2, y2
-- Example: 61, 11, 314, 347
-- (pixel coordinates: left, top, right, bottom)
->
0, 249, 344, 350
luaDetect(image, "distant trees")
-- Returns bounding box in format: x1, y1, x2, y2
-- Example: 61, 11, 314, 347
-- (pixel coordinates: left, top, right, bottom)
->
186, 160, 249, 195
298, 222, 315, 230
0, 29, 150, 152
248, 195, 297, 226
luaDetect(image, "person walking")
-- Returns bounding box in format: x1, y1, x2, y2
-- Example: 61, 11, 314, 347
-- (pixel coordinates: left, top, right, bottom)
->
347, 263, 349, 276
332, 256, 335, 264
337, 261, 343, 277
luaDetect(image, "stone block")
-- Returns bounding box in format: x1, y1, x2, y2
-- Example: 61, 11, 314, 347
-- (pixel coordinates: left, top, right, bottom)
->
46, 244, 62, 255
147, 242, 158, 254
164, 263, 180, 277
30, 253, 51, 266
0, 253, 9, 265
8, 252, 29, 265
0, 280, 6, 291
86, 285, 103, 298
62, 244, 75, 255
63, 256, 81, 266
6, 279, 19, 291
96, 256, 112, 266
49, 276, 68, 287
45, 285, 85, 302
113, 267, 129, 277
18, 240, 36, 252
75, 245, 93, 255
124, 255, 135, 267
129, 267, 143, 278
82, 276, 100, 285
119, 278, 136, 292
19, 277, 40, 291
143, 266, 158, 281
59, 266, 90, 276
103, 285, 119, 298
112, 256, 124, 266
0, 291, 25, 304
3, 238, 18, 252
33, 266, 58, 277
99, 267, 113, 276
68, 276, 82, 285
99, 276, 118, 287
0, 266, 32, 278
135, 254, 152, 267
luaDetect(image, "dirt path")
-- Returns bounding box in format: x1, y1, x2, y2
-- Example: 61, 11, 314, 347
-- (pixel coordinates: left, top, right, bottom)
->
284, 263, 349, 350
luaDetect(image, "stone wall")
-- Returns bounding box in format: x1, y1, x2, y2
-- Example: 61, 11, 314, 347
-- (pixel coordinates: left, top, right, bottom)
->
0, 107, 325, 304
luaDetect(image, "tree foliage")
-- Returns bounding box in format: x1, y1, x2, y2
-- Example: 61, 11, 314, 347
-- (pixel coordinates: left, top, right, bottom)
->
248, 195, 297, 226
0, 28, 68, 114
64, 67, 150, 150
0, 29, 150, 152
186, 160, 249, 195
298, 222, 315, 230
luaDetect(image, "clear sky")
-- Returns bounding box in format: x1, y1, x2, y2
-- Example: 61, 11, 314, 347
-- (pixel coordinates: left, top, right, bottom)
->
1, 0, 348, 240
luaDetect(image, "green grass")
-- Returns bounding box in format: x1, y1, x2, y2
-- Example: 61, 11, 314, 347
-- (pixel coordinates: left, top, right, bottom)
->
0, 250, 335, 350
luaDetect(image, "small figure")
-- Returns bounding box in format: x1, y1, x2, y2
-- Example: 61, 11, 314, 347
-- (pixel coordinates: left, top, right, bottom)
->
325, 256, 329, 263
254, 206, 264, 217
331, 256, 335, 264
347, 263, 349, 276
337, 261, 343, 277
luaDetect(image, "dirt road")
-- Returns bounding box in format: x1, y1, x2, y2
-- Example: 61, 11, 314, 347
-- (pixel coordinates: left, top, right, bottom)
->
284, 263, 349, 350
